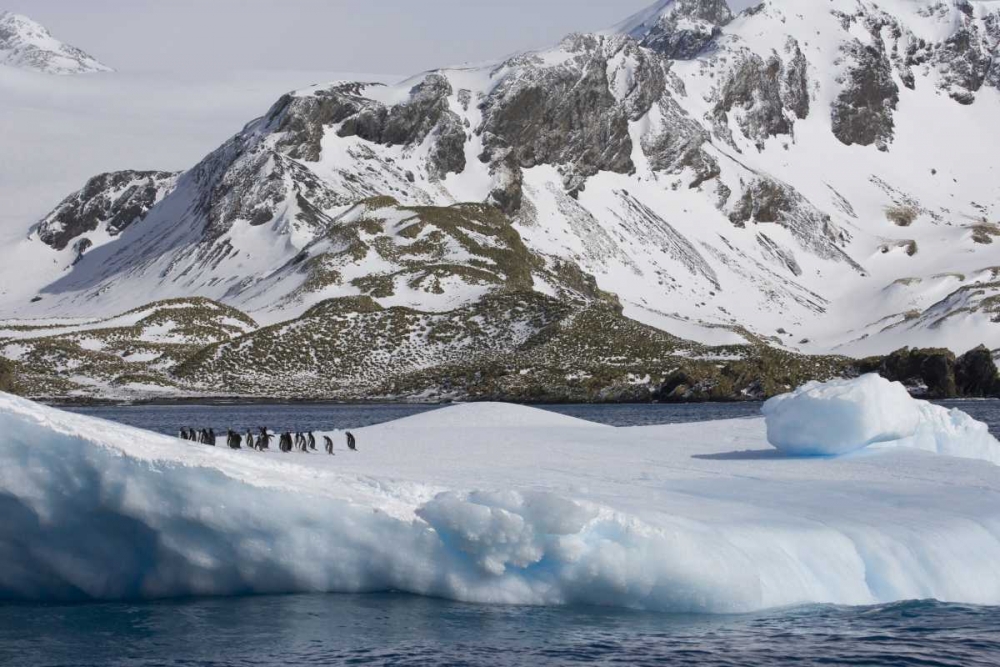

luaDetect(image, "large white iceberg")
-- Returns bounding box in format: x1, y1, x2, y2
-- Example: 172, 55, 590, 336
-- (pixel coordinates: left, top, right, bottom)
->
762, 374, 921, 455
0, 392, 999, 612
763, 374, 1000, 464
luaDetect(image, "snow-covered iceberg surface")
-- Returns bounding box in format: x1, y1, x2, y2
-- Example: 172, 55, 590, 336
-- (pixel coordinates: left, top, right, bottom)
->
1, 392, 999, 611
763, 374, 1000, 464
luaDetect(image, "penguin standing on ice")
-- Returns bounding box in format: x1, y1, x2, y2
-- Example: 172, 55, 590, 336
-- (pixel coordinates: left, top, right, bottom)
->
208, 428, 217, 446
307, 432, 317, 451
323, 436, 334, 455
346, 432, 357, 452
179, 428, 189, 440
245, 429, 254, 449
227, 429, 241, 449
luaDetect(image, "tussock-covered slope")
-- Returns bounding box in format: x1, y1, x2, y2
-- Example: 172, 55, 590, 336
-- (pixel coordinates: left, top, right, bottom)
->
0, 298, 257, 398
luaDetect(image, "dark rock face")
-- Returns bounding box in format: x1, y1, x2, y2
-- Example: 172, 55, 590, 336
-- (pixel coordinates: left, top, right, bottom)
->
730, 179, 791, 226
715, 54, 790, 146
861, 345, 1000, 398
924, 5, 1000, 104
34, 171, 179, 251
272, 85, 369, 162
831, 41, 899, 151
642, 96, 718, 186
480, 35, 635, 196
266, 77, 468, 181
197, 148, 345, 239
782, 40, 811, 120
710, 37, 810, 149
338, 74, 468, 180
955, 345, 1000, 396
728, 178, 855, 264
486, 155, 524, 216
636, 0, 734, 59
871, 347, 957, 398
642, 18, 722, 59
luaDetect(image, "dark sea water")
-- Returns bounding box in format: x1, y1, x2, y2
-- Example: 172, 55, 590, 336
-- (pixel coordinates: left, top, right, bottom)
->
60, 400, 768, 436
23, 400, 1000, 666
1, 595, 996, 667
61, 398, 1000, 435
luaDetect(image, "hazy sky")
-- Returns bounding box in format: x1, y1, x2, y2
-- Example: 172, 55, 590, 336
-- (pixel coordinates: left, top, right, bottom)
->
7, 0, 759, 75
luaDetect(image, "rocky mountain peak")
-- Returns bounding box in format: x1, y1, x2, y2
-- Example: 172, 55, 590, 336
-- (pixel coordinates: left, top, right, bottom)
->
0, 10, 112, 74
612, 0, 733, 58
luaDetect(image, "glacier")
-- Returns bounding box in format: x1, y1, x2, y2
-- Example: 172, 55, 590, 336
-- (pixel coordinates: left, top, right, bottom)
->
0, 391, 999, 611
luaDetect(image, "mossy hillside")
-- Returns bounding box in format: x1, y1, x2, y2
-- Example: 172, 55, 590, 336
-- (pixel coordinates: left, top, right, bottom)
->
381, 304, 854, 403
0, 298, 257, 398
0, 356, 15, 394
173, 291, 571, 397
288, 199, 612, 307
4, 290, 991, 402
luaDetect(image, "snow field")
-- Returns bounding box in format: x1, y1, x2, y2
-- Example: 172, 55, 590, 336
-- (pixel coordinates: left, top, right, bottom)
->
1, 394, 999, 611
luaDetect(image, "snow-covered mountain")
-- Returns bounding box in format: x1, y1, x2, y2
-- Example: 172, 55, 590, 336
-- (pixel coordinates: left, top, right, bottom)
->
0, 10, 111, 74
4, 0, 1000, 398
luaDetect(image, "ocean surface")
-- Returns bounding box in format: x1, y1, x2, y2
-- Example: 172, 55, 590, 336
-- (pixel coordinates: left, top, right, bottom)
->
60, 397, 1000, 435
11, 399, 999, 666
1, 595, 996, 667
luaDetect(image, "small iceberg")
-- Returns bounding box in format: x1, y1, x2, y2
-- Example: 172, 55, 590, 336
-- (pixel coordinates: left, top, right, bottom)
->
763, 373, 1000, 464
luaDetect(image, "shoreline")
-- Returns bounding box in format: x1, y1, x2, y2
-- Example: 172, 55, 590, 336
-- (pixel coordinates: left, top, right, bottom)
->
42, 395, 771, 409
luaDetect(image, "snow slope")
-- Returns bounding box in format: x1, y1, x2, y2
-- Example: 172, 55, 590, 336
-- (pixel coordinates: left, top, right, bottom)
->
0, 66, 398, 310
0, 10, 111, 74
2, 393, 999, 611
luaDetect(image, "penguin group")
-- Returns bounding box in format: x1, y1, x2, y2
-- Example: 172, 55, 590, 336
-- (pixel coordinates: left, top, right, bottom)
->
179, 428, 216, 445
178, 427, 356, 454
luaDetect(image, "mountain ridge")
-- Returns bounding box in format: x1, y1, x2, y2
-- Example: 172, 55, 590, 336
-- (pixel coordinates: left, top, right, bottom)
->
3, 0, 1000, 399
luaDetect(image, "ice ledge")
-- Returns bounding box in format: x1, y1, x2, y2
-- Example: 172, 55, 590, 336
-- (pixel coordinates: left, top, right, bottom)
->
0, 392, 998, 610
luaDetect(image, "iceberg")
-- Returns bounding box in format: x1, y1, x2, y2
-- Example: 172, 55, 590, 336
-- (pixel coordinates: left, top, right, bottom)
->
762, 374, 921, 456
763, 374, 1000, 464
0, 392, 999, 612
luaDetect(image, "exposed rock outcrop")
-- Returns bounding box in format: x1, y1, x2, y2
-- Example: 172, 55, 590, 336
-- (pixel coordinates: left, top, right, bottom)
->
480, 36, 636, 196
713, 40, 811, 149
33, 171, 179, 251
955, 344, 1000, 396
626, 0, 734, 59
859, 345, 1000, 398
338, 74, 468, 180
831, 41, 899, 151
